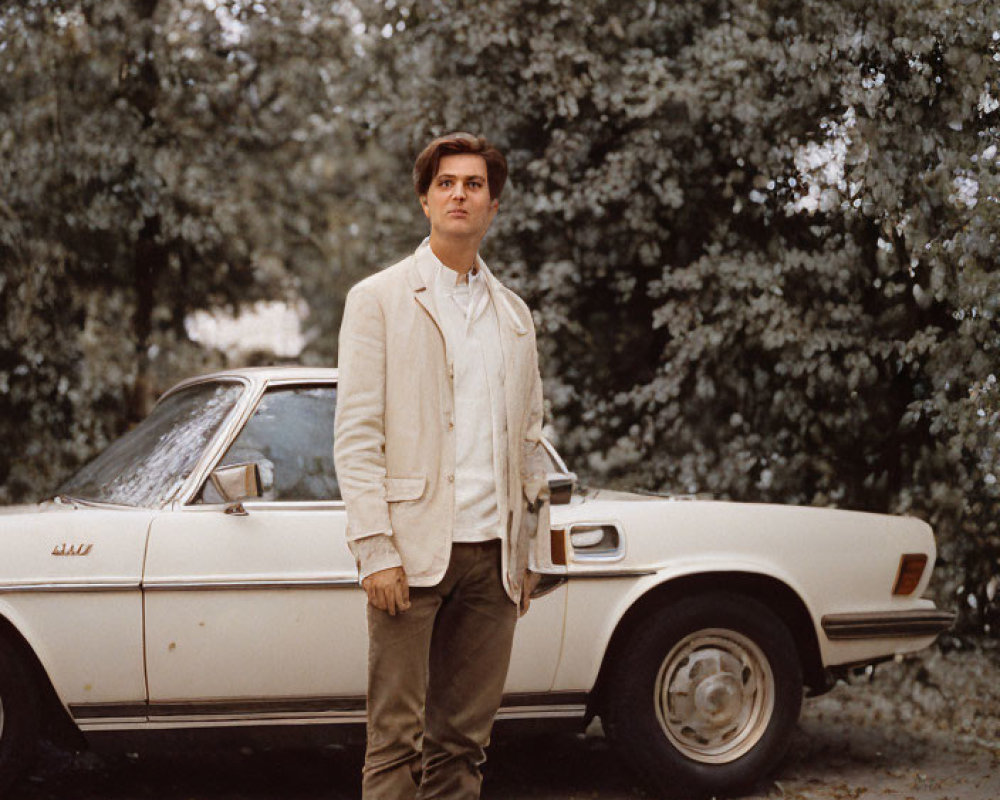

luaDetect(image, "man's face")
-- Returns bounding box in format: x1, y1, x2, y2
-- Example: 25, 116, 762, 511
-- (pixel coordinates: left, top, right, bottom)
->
420, 153, 498, 242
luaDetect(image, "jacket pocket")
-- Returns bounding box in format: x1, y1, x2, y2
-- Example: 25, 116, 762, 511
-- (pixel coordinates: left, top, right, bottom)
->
385, 475, 426, 502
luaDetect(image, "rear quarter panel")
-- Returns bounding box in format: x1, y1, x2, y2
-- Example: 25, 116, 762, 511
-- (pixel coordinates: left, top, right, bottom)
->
550, 498, 939, 692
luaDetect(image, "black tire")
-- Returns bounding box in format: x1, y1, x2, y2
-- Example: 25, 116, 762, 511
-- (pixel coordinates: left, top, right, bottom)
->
0, 639, 40, 794
606, 592, 803, 799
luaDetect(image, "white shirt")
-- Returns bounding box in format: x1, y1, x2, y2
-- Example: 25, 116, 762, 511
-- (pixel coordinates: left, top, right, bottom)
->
430, 251, 507, 542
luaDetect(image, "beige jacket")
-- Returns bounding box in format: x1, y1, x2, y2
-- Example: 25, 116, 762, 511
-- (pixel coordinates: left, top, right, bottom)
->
334, 242, 550, 603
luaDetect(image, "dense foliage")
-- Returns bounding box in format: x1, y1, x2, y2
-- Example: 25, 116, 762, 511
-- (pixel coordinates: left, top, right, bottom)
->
0, 0, 369, 495
2, 0, 998, 632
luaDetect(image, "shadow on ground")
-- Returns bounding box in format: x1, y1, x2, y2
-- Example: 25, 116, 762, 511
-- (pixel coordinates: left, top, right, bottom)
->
11, 730, 648, 800
11, 648, 1000, 800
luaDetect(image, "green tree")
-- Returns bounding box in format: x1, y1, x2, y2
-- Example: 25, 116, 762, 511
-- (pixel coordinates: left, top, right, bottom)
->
0, 0, 364, 499
3, 0, 998, 635
352, 0, 1000, 632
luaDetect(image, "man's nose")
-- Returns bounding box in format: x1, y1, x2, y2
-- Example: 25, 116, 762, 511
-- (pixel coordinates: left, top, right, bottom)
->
452, 181, 466, 200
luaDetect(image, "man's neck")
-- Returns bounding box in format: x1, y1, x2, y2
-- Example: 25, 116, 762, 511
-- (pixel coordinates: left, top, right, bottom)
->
428, 233, 479, 283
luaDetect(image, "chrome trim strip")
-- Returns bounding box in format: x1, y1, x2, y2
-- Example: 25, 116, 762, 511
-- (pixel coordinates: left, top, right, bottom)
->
183, 500, 347, 512
77, 716, 364, 732
495, 705, 586, 721
143, 578, 359, 592
0, 574, 634, 594
565, 569, 655, 579
151, 697, 366, 718
265, 377, 338, 387
0, 582, 139, 594
245, 501, 346, 511
72, 695, 587, 726
822, 609, 956, 640
156, 375, 254, 406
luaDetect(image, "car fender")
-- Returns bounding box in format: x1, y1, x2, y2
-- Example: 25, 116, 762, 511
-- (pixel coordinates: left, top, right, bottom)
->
0, 506, 151, 714
554, 554, 820, 694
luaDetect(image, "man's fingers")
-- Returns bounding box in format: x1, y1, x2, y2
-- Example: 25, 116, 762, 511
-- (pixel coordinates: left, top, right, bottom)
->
363, 567, 407, 615
362, 576, 383, 610
387, 581, 400, 615
398, 575, 411, 611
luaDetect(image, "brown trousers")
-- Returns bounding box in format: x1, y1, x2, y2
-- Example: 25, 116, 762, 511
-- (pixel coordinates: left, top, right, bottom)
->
363, 540, 518, 800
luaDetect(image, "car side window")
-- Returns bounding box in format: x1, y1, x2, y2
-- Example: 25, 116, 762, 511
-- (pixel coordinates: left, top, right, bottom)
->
200, 385, 340, 503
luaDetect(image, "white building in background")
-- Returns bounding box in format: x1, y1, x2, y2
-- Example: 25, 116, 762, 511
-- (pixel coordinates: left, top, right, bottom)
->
185, 300, 308, 359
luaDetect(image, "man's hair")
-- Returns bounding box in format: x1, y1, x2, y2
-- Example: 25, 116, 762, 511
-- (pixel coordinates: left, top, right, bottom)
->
412, 132, 508, 200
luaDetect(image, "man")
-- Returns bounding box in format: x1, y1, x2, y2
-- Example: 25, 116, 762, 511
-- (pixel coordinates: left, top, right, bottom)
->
334, 132, 550, 800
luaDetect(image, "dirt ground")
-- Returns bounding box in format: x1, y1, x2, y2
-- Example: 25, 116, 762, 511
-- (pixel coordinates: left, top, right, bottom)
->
10, 644, 1000, 800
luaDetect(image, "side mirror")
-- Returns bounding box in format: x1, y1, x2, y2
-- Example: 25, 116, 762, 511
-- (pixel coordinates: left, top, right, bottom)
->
207, 462, 262, 515
548, 471, 577, 506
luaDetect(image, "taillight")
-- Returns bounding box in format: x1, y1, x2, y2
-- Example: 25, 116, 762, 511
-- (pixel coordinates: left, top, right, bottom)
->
892, 553, 928, 596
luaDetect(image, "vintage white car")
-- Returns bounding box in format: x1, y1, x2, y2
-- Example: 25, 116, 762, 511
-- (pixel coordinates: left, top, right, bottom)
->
0, 367, 953, 798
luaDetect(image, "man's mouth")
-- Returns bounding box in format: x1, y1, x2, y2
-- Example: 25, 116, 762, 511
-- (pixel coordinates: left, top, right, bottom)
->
448, 210, 468, 218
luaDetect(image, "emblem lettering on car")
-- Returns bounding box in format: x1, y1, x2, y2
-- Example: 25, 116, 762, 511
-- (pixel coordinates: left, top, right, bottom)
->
52, 543, 94, 557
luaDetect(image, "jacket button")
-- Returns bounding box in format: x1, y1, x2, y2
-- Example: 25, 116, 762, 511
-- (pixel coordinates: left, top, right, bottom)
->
447, 474, 454, 483
447, 420, 455, 430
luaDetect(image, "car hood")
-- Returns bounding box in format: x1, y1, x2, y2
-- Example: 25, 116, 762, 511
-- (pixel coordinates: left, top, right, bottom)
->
0, 503, 72, 517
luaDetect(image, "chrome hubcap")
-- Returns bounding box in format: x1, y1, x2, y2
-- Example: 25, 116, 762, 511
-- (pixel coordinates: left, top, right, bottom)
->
654, 628, 774, 764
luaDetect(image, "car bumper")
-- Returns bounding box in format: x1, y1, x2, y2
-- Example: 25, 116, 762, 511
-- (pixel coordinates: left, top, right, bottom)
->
821, 609, 956, 640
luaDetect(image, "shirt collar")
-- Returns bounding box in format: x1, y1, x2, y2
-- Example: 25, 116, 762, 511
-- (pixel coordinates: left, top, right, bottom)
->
426, 242, 482, 294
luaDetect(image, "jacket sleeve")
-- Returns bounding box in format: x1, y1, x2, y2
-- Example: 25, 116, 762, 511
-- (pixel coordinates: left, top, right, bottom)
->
334, 282, 403, 577
521, 321, 550, 512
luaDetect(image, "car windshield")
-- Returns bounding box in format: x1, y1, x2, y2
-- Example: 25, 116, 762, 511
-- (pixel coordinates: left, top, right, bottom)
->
58, 381, 244, 508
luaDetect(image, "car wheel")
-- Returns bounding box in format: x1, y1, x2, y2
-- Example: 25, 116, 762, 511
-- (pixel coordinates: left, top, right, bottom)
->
607, 592, 803, 799
0, 641, 40, 793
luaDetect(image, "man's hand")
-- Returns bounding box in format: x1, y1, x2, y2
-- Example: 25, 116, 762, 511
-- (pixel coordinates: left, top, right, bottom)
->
363, 566, 410, 615
519, 570, 541, 617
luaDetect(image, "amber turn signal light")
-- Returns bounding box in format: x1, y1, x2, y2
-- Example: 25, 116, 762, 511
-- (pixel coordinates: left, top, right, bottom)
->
892, 553, 928, 596
550, 528, 567, 566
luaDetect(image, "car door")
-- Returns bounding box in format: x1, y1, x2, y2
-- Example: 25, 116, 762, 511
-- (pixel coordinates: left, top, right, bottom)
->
143, 383, 369, 721
142, 379, 566, 723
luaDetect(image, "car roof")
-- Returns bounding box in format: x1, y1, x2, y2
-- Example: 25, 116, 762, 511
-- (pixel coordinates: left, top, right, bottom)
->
161, 366, 339, 402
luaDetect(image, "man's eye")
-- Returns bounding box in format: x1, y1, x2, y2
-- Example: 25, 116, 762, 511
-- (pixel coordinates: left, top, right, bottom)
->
439, 179, 452, 187
468, 181, 482, 189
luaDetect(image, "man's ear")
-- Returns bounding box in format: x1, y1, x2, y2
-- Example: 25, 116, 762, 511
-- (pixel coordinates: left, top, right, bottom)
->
419, 194, 430, 219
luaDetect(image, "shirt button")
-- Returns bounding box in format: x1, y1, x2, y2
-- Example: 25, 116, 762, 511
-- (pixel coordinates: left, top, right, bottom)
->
447, 474, 454, 483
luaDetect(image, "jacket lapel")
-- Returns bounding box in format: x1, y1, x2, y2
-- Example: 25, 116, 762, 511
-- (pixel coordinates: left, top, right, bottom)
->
408, 244, 447, 348
479, 259, 528, 484
478, 257, 528, 336
410, 243, 528, 441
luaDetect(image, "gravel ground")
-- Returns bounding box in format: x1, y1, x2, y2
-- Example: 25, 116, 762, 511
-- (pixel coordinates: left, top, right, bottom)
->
10, 645, 1000, 800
